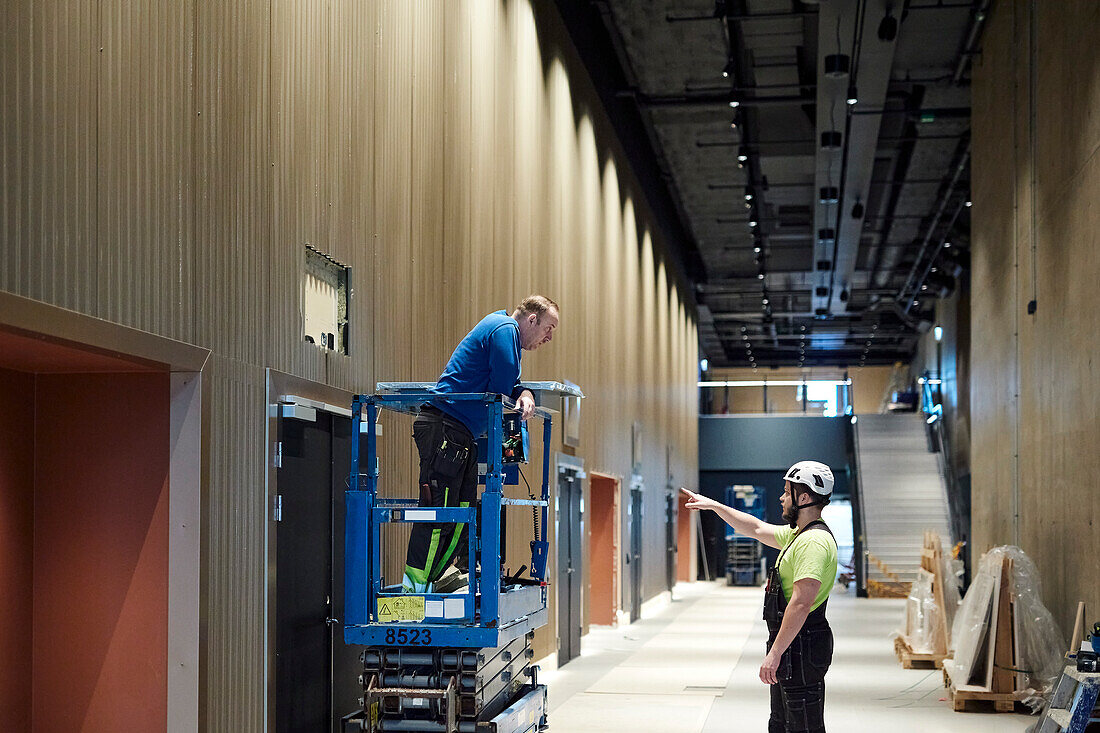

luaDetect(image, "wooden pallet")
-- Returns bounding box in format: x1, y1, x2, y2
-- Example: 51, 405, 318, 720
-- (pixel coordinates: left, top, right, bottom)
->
894, 635, 945, 669
943, 672, 1017, 713
940, 553, 1020, 714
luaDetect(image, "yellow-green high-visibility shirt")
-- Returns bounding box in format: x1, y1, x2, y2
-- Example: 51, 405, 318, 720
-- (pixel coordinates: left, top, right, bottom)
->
774, 523, 838, 612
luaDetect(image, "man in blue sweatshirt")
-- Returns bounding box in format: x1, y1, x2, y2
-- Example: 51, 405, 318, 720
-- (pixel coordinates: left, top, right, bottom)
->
403, 295, 559, 593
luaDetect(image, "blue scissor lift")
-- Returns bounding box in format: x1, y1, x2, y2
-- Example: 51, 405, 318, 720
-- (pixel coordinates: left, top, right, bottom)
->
343, 383, 579, 733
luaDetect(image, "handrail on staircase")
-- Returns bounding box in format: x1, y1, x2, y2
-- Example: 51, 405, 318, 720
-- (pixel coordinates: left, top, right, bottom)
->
847, 415, 869, 598
920, 373, 970, 588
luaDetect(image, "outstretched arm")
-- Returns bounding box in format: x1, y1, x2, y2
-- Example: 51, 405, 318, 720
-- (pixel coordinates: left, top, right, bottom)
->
679, 487, 784, 550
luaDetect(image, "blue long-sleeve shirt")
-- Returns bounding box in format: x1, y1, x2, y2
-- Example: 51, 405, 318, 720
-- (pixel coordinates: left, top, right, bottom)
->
432, 311, 524, 436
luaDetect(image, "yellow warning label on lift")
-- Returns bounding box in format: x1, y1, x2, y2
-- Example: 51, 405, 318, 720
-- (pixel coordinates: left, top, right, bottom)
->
376, 595, 425, 623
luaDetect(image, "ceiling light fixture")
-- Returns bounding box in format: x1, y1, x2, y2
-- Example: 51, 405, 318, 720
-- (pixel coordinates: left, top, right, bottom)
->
722, 60, 735, 79
819, 186, 839, 203
737, 145, 749, 163
846, 85, 858, 105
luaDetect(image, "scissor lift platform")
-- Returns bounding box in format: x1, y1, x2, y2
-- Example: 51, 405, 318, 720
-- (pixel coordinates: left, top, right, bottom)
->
342, 383, 581, 733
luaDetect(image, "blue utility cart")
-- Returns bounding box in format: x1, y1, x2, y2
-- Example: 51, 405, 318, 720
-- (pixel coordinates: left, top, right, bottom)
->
725, 485, 765, 586
342, 382, 582, 733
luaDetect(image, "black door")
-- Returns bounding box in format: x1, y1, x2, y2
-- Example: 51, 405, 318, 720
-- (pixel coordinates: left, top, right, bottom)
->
276, 410, 362, 733
628, 486, 643, 623
665, 493, 677, 592
555, 468, 583, 666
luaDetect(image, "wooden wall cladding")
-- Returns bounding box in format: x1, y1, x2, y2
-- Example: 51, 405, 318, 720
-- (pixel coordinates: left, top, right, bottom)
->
1, 0, 700, 721
971, 0, 1100, 635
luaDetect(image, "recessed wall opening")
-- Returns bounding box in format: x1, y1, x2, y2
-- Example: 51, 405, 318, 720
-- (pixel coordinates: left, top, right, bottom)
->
588, 473, 620, 626
0, 328, 171, 732
303, 244, 350, 354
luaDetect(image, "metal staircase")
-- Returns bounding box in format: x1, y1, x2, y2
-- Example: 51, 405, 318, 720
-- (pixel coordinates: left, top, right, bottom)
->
855, 413, 952, 584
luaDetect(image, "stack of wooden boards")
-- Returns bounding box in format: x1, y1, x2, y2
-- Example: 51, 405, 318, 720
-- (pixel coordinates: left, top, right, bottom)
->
891, 541, 1067, 715
893, 531, 952, 669
940, 549, 1021, 712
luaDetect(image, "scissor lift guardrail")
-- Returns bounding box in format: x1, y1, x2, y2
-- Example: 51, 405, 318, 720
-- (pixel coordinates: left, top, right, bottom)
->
344, 386, 563, 648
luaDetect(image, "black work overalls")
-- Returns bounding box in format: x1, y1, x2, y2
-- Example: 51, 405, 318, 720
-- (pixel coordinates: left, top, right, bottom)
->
763, 520, 834, 733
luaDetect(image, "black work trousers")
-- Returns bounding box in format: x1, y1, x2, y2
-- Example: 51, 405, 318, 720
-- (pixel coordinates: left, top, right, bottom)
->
766, 623, 833, 733
403, 410, 479, 587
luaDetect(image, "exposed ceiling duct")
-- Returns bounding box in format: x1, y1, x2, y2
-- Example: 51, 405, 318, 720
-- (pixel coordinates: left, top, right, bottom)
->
555, 0, 983, 368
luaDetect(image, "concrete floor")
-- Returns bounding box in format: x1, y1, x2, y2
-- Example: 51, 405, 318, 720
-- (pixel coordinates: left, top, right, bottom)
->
542, 581, 1036, 732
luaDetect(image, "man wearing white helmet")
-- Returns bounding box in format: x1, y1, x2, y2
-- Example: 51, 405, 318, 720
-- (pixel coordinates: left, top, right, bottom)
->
681, 460, 838, 733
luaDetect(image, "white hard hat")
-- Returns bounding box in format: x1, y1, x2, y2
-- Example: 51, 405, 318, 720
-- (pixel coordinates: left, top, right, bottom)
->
783, 460, 834, 496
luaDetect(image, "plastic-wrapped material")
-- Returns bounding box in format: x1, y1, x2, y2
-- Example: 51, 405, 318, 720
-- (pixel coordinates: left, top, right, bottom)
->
937, 538, 962, 633
900, 570, 938, 653
948, 546, 1064, 707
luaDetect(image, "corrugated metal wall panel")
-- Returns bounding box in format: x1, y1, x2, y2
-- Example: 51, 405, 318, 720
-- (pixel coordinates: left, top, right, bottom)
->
97, 0, 194, 341
372, 2, 416, 581
327, 0, 376, 391
28, 1, 99, 312
411, 1, 446, 379
1, 1, 32, 297
204, 355, 267, 730
193, 0, 272, 366
3, 0, 702, 722
271, 0, 330, 382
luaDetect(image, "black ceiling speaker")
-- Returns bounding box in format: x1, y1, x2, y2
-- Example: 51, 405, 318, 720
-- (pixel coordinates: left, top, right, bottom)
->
878, 10, 899, 42
818, 228, 836, 243
815, 286, 829, 297
819, 186, 839, 203
824, 54, 851, 78
851, 200, 865, 219
815, 307, 829, 316
821, 131, 843, 149
816, 259, 832, 271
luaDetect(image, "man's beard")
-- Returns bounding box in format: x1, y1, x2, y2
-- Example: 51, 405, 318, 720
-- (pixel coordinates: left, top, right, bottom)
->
782, 503, 799, 528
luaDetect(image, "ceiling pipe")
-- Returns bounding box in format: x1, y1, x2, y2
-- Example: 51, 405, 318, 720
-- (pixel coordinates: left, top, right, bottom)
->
953, 0, 993, 84
896, 140, 970, 309
631, 93, 813, 108
813, 0, 904, 317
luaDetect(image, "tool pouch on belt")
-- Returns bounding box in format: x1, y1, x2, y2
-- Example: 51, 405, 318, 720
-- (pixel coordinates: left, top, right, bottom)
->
431, 434, 470, 478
